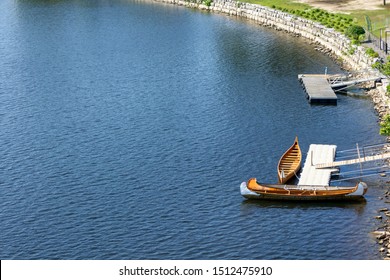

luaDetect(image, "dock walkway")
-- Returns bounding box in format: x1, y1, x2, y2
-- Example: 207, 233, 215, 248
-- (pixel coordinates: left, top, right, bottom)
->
298, 144, 338, 186
298, 74, 338, 104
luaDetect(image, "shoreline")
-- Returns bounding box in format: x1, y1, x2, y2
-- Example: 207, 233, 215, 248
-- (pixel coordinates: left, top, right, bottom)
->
149, 0, 389, 112
148, 0, 390, 259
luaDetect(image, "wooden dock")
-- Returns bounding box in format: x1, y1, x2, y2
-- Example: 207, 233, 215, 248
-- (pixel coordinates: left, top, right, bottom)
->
298, 74, 338, 104
298, 144, 338, 186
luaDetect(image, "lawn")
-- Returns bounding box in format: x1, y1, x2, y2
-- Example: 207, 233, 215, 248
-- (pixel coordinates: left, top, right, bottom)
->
244, 0, 390, 36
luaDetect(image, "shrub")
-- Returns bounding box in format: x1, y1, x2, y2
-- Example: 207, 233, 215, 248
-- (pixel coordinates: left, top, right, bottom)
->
365, 48, 379, 58
351, 39, 360, 45
203, 0, 212, 6
372, 61, 381, 69
345, 25, 365, 40
348, 46, 357, 55
374, 61, 390, 77
358, 34, 365, 41
383, 63, 390, 76
380, 115, 390, 136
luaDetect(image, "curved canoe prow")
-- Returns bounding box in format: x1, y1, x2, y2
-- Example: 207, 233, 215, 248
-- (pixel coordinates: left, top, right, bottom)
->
247, 177, 258, 189
240, 181, 261, 199
347, 182, 368, 196
277, 136, 302, 184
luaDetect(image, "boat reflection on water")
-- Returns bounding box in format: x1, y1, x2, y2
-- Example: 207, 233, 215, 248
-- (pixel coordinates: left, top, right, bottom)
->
240, 195, 367, 214
241, 196, 367, 208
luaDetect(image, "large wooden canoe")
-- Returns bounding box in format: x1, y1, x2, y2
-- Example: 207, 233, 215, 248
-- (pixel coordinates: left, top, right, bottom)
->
240, 178, 367, 201
277, 136, 302, 184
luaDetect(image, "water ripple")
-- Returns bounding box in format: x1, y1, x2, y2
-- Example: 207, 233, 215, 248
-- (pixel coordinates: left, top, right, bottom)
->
0, 0, 386, 260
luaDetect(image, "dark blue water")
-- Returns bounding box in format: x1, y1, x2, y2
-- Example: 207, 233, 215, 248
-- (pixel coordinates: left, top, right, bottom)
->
0, 0, 388, 259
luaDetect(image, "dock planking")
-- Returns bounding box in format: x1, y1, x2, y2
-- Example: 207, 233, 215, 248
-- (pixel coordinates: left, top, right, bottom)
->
298, 144, 338, 186
298, 74, 337, 104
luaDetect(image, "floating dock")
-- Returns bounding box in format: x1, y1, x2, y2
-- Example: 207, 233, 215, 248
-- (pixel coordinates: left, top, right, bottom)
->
298, 144, 338, 186
241, 141, 389, 200
298, 74, 338, 104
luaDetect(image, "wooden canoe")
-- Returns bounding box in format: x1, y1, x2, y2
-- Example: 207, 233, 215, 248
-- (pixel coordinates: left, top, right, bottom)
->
240, 178, 367, 201
277, 136, 302, 184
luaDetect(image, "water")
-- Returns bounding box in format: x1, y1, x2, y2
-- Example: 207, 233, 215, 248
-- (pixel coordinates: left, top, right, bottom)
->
0, 0, 388, 259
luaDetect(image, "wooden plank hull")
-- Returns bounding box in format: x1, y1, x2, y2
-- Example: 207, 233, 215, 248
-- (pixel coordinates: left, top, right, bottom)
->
240, 178, 367, 201
277, 136, 302, 184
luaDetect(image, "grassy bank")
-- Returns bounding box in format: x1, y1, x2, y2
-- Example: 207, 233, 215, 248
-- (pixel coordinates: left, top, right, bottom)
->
245, 0, 389, 37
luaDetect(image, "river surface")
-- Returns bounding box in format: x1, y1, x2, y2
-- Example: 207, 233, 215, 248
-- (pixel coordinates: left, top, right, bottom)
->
0, 0, 388, 259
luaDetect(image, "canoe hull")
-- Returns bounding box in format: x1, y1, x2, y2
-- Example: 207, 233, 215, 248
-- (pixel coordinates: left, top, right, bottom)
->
240, 179, 367, 201
277, 137, 302, 184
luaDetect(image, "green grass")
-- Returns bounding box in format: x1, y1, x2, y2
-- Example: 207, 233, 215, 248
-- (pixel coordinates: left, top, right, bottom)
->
244, 0, 310, 10
244, 0, 354, 34
244, 0, 389, 37
352, 9, 390, 36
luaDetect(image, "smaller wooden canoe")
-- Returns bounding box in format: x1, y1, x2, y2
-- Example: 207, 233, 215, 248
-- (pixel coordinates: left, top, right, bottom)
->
240, 178, 368, 201
277, 136, 302, 184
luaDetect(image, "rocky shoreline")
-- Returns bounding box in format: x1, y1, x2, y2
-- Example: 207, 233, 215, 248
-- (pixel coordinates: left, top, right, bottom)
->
373, 194, 390, 259
148, 0, 390, 259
